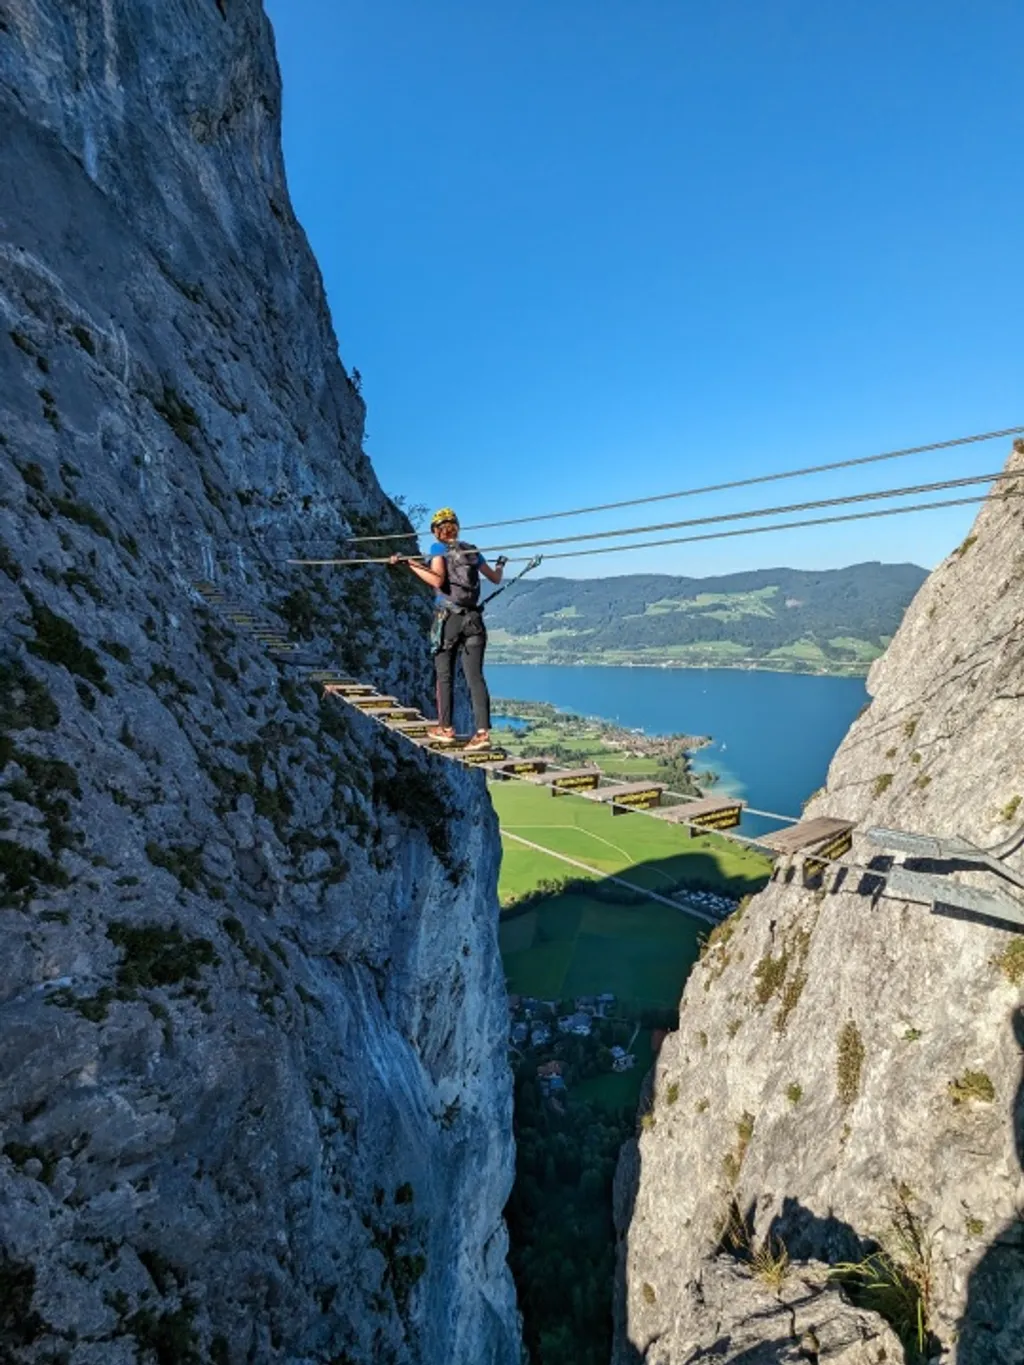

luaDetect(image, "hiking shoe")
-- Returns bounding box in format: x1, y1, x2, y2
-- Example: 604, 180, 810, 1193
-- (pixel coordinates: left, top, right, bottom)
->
463, 731, 492, 753
426, 726, 457, 745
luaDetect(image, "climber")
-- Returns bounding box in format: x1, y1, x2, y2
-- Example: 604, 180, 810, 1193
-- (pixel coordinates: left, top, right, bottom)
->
391, 507, 505, 750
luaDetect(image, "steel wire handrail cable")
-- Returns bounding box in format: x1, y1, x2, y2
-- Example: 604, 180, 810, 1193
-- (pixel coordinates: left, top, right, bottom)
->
527, 486, 1024, 563
472, 470, 1010, 554
339, 424, 1024, 543
288, 475, 1024, 566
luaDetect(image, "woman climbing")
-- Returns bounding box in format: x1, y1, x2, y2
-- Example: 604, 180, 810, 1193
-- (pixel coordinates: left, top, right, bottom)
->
391, 507, 505, 751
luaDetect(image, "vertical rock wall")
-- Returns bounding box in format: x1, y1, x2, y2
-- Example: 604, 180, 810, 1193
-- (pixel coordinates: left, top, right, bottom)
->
0, 3, 520, 1361
617, 447, 1024, 1364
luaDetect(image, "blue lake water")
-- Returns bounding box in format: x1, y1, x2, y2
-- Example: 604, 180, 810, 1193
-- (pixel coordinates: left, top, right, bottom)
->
488, 664, 868, 831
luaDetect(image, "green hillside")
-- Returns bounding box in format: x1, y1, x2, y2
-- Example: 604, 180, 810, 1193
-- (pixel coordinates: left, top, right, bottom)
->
486, 561, 926, 674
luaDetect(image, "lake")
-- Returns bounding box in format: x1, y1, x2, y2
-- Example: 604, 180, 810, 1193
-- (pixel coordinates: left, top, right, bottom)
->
488, 664, 868, 834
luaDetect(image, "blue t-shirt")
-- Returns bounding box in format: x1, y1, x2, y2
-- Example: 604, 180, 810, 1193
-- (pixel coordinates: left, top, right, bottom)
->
429, 541, 487, 608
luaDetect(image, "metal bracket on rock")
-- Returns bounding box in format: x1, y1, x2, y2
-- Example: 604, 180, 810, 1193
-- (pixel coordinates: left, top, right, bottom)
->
868, 826, 1024, 929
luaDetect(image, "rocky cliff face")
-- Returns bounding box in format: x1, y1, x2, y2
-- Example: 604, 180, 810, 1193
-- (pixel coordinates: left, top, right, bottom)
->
0, 3, 520, 1362
616, 445, 1024, 1364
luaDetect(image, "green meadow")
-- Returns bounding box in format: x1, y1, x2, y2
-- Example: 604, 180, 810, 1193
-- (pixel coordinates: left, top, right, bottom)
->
493, 780, 770, 1009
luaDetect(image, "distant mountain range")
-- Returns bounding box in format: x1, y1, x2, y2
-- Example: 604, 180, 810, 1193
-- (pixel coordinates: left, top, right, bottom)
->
485, 562, 928, 674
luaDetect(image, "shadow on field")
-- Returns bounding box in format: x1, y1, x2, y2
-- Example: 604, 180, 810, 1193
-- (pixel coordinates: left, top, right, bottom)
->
500, 849, 770, 923
500, 850, 770, 1011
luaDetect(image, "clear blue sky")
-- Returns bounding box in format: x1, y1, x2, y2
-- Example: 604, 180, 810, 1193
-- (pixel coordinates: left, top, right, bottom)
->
265, 0, 1023, 577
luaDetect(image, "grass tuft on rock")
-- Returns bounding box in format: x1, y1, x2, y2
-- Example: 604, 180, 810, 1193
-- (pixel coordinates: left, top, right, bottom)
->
947, 1070, 995, 1105
107, 921, 218, 991
52, 496, 113, 540
152, 386, 202, 446
992, 940, 1024, 985
836, 1020, 865, 1106
0, 839, 70, 909
0, 659, 60, 731
0, 1254, 45, 1347
25, 594, 111, 693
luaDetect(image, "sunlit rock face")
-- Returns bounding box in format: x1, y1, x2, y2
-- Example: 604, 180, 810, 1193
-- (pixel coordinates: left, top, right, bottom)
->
0, 3, 520, 1361
616, 445, 1024, 1364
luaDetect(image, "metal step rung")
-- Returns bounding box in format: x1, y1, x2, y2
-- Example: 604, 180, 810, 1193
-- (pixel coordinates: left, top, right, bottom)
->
868, 827, 1024, 892
867, 826, 980, 861
884, 865, 1024, 928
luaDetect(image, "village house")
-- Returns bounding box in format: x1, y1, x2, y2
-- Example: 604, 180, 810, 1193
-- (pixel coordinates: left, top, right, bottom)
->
537, 1060, 566, 1098
610, 1045, 637, 1072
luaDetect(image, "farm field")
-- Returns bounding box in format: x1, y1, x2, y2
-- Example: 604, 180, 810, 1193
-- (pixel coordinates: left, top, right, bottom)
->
492, 780, 771, 899
499, 892, 702, 1008
493, 781, 770, 1007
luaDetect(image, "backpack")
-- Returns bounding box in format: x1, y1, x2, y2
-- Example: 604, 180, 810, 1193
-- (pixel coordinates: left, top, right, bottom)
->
444, 541, 482, 609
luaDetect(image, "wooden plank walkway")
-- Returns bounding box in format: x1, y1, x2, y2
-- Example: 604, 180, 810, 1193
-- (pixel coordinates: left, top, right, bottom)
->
654, 796, 745, 832
480, 757, 556, 777
756, 816, 854, 857
189, 578, 1024, 934
529, 768, 602, 794
583, 781, 665, 814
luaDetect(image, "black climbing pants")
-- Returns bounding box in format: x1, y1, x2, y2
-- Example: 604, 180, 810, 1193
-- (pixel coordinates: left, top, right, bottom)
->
434, 609, 491, 733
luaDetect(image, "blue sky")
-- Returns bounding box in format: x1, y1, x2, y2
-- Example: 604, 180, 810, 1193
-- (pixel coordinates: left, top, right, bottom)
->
265, 0, 1023, 577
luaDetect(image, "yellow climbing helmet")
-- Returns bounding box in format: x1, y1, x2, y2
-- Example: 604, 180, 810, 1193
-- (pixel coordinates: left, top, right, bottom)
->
431, 506, 459, 530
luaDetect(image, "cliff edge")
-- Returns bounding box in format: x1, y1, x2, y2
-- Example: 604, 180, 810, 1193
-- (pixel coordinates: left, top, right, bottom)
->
616, 445, 1024, 1364
0, 3, 519, 1362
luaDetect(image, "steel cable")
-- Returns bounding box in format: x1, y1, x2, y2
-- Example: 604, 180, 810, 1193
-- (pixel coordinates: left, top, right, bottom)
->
287, 477, 1024, 567
337, 424, 1024, 544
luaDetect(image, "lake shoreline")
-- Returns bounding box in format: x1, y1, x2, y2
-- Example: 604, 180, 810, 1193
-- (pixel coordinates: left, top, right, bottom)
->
488, 653, 873, 679
488, 663, 869, 824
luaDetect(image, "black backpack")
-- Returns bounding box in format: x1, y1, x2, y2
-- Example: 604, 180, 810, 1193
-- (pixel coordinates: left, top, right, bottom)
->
444, 542, 482, 609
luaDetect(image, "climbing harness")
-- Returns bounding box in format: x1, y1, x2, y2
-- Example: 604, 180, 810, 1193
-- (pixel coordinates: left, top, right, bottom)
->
429, 608, 447, 653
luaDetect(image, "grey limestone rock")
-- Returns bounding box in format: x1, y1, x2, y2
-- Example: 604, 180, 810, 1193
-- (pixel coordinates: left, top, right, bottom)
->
0, 2, 519, 1362
617, 445, 1024, 1363
632, 1255, 904, 1365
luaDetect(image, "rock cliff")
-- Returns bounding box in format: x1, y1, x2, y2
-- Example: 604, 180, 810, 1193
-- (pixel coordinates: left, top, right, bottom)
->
617, 445, 1024, 1364
0, 3, 519, 1362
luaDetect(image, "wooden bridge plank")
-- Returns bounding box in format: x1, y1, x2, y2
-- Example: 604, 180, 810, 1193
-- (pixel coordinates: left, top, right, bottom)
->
758, 817, 853, 856
653, 797, 746, 832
